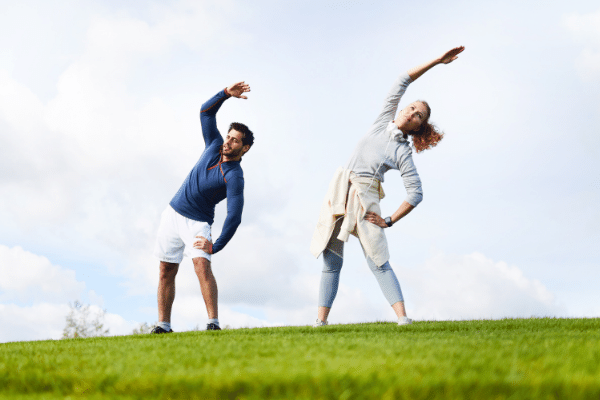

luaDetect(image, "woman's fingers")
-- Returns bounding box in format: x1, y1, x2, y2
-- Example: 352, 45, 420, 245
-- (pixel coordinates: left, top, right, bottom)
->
365, 212, 381, 224
441, 46, 465, 64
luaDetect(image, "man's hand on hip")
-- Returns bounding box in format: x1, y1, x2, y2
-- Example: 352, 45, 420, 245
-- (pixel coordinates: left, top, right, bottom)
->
193, 236, 213, 254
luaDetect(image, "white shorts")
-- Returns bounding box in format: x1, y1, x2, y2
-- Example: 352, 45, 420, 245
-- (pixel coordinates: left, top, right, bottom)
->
153, 206, 212, 263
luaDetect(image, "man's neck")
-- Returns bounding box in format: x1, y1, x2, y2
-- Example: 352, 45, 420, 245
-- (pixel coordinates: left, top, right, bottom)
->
222, 154, 241, 162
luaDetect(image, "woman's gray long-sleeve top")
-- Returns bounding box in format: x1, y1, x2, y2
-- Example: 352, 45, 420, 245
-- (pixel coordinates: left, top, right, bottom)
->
345, 73, 423, 207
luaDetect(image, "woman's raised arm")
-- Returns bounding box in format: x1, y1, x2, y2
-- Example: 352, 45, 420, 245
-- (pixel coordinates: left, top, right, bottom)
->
407, 46, 465, 82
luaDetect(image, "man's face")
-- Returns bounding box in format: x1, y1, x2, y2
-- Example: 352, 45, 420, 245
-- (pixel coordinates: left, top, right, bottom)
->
223, 129, 249, 158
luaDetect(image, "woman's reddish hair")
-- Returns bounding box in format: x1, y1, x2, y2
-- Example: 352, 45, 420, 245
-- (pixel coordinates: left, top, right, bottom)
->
405, 100, 444, 153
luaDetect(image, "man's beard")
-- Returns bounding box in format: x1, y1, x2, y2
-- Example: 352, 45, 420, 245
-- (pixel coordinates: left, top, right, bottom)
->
221, 144, 243, 158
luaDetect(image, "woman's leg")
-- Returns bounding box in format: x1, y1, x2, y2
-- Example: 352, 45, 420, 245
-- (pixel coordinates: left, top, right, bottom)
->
364, 255, 407, 319
317, 249, 343, 321
316, 219, 345, 323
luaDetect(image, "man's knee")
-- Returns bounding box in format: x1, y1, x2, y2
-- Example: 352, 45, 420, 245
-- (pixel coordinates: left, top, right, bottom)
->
159, 261, 179, 281
193, 257, 212, 279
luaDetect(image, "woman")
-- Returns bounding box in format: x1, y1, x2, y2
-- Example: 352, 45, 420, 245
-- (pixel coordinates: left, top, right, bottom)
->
310, 46, 465, 326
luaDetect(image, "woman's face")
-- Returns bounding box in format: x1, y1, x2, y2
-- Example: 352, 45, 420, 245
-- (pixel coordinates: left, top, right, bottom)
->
396, 102, 428, 132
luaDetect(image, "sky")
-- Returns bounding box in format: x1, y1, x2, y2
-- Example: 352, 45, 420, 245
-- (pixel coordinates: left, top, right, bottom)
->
1, 0, 599, 343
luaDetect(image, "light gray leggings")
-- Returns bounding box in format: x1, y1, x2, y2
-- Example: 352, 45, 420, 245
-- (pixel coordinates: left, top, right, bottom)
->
318, 219, 404, 308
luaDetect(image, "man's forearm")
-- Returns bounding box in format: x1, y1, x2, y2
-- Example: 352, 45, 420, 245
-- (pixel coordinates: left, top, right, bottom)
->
211, 215, 241, 254
200, 90, 229, 145
200, 90, 229, 117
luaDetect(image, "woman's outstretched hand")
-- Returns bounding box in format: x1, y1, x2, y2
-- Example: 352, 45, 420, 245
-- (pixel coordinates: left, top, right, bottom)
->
226, 81, 251, 99
407, 46, 465, 81
438, 46, 465, 64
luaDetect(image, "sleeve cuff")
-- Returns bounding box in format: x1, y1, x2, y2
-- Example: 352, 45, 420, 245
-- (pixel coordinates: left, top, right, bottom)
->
405, 193, 423, 207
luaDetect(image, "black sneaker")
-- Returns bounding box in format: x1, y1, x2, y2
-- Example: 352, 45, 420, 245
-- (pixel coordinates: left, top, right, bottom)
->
206, 323, 221, 331
151, 326, 173, 334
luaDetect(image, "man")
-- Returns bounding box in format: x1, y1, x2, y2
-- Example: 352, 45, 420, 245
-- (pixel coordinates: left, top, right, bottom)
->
151, 81, 254, 333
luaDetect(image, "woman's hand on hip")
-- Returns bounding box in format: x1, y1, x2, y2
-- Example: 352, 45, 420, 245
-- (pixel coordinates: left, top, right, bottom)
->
364, 211, 388, 228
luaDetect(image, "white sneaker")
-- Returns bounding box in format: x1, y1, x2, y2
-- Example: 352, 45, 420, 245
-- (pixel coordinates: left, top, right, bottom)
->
398, 316, 413, 326
313, 318, 328, 327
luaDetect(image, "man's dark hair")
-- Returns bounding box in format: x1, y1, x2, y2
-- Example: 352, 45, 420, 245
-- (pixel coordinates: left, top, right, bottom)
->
228, 122, 254, 147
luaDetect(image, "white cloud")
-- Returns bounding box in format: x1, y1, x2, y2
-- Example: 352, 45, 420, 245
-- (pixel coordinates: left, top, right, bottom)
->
0, 303, 70, 343
0, 70, 44, 132
155, 0, 247, 51
213, 224, 309, 307
575, 49, 600, 81
564, 9, 600, 81
0, 245, 85, 303
396, 252, 565, 321
101, 307, 139, 336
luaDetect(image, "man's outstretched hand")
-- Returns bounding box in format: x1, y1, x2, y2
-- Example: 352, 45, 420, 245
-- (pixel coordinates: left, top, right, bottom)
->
226, 81, 251, 99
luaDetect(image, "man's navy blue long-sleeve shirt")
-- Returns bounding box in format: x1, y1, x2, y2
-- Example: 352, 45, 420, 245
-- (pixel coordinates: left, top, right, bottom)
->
169, 89, 245, 254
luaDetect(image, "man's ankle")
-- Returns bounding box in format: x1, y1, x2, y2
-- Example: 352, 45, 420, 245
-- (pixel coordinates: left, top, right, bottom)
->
158, 321, 171, 331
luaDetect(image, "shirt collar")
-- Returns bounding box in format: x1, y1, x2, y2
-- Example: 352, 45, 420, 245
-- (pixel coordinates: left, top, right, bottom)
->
386, 121, 406, 142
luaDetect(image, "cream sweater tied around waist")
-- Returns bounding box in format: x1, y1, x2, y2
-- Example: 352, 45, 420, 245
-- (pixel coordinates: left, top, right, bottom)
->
310, 167, 390, 267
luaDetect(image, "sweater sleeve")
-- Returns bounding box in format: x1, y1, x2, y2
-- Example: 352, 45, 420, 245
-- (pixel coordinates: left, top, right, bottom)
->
200, 89, 230, 146
370, 73, 413, 133
211, 176, 244, 253
398, 150, 423, 207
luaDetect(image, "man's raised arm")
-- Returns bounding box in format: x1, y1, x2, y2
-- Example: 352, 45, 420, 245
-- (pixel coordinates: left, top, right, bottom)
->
200, 81, 251, 146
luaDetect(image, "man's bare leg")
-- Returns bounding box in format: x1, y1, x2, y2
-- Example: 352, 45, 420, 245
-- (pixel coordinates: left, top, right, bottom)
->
193, 257, 218, 319
158, 261, 179, 323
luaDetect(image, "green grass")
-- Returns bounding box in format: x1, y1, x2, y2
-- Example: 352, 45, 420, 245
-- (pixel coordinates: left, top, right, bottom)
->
1, 318, 600, 399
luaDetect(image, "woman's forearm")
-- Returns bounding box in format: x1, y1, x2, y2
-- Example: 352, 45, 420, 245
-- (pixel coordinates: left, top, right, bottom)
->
364, 201, 416, 228
391, 201, 415, 224
407, 57, 441, 82
407, 46, 465, 82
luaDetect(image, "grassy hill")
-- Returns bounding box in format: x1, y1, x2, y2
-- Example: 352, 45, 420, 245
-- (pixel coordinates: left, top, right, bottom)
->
1, 318, 599, 399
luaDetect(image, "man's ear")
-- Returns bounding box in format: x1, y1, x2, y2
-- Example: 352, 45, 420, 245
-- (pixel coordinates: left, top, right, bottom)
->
242, 144, 251, 155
